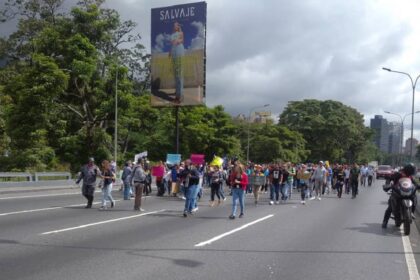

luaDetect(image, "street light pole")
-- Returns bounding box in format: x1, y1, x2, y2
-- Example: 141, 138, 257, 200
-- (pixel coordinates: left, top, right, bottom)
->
383, 67, 420, 161
246, 104, 269, 163
384, 111, 420, 165
114, 64, 118, 173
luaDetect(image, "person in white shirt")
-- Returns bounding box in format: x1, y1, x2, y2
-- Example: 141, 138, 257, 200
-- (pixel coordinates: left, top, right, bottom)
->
312, 161, 326, 200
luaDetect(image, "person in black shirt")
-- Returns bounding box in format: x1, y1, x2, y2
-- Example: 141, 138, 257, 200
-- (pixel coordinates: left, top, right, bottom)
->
99, 160, 116, 210
335, 165, 345, 198
382, 164, 419, 228
269, 164, 282, 205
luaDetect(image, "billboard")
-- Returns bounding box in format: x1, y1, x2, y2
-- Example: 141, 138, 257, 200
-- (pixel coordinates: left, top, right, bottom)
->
151, 2, 207, 107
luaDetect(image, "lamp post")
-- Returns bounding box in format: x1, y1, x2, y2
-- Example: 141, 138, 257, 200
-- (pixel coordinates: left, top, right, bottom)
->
382, 67, 420, 161
114, 63, 119, 173
384, 110, 420, 165
246, 104, 270, 163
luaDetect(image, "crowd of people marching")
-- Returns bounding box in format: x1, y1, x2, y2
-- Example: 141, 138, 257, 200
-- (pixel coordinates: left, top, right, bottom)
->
76, 157, 377, 219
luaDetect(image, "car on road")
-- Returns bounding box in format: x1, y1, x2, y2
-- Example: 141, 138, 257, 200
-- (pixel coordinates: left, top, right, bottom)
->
376, 165, 394, 179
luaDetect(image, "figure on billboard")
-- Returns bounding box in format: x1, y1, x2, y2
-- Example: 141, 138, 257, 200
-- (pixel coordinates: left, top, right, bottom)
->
151, 2, 207, 107
169, 22, 185, 104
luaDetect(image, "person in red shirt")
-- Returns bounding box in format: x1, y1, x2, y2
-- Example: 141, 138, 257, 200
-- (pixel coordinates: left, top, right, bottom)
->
229, 163, 248, 219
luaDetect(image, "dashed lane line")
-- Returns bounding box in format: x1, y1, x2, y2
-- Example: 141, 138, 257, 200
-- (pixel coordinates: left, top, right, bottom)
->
0, 200, 123, 217
194, 214, 274, 247
0, 191, 101, 200
40, 209, 166, 235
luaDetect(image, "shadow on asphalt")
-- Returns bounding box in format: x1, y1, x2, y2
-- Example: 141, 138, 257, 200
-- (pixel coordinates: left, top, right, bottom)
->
1, 238, 418, 257
346, 223, 402, 236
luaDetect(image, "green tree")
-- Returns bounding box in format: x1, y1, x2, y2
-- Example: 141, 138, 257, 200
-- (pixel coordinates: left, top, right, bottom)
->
279, 99, 370, 162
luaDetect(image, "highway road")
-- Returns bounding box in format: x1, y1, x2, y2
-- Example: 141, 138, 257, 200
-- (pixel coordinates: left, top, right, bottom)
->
0, 180, 419, 280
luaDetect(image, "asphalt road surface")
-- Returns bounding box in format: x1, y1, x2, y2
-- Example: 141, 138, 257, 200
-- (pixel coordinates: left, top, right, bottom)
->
0, 180, 419, 280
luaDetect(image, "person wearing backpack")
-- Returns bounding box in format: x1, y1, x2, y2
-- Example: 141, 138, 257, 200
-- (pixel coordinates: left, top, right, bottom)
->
131, 158, 147, 211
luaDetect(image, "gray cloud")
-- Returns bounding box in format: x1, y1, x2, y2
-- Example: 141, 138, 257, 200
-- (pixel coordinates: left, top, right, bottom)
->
2, 0, 420, 140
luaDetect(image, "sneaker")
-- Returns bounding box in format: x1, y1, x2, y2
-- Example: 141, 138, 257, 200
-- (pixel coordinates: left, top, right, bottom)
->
85, 205, 92, 209
309, 196, 316, 201
191, 207, 199, 212
183, 212, 188, 217
223, 197, 227, 201
110, 201, 115, 208
269, 201, 274, 205
209, 201, 214, 207
99, 206, 106, 210
181, 196, 186, 200
317, 197, 321, 201
139, 208, 145, 212
229, 215, 235, 219
239, 213, 244, 218
301, 200, 305, 205
275, 201, 280, 205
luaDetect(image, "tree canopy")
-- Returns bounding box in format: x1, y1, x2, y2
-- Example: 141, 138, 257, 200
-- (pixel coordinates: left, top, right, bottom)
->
0, 1, 380, 172
279, 99, 373, 163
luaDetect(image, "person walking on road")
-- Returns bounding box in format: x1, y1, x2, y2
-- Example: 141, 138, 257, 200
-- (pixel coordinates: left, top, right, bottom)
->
121, 161, 133, 200
312, 161, 326, 200
180, 160, 200, 217
252, 165, 265, 205
297, 164, 312, 204
209, 165, 223, 207
99, 160, 116, 210
229, 163, 248, 219
131, 158, 147, 211
350, 163, 360, 199
344, 165, 350, 194
269, 164, 282, 205
367, 166, 374, 187
76, 157, 101, 209
335, 165, 345, 199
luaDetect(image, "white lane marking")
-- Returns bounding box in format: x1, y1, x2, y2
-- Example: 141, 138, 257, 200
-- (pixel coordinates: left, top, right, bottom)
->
40, 209, 166, 235
194, 214, 274, 247
401, 232, 420, 280
0, 200, 122, 217
0, 191, 95, 200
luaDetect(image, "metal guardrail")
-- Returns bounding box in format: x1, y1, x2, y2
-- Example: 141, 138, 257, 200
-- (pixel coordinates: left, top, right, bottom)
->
0, 172, 33, 182
34, 172, 72, 181
0, 172, 74, 187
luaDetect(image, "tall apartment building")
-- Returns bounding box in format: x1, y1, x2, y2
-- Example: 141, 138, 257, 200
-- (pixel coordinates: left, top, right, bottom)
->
388, 121, 402, 154
370, 115, 390, 153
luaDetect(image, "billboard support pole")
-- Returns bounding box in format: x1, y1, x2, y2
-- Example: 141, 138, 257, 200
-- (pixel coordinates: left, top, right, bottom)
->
175, 106, 180, 154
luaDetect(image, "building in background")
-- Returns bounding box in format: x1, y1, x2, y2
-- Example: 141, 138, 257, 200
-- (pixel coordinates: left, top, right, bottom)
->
388, 121, 402, 154
250, 111, 272, 124
404, 138, 419, 155
370, 115, 390, 153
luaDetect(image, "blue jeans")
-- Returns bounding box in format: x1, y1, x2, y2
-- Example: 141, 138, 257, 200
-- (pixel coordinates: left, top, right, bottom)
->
101, 184, 114, 206
123, 182, 131, 200
281, 183, 291, 201
231, 188, 245, 216
171, 44, 184, 99
270, 183, 280, 201
184, 184, 198, 213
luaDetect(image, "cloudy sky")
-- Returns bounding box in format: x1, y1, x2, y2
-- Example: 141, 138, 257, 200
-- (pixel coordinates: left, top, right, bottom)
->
107, 0, 420, 141
2, 0, 420, 141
